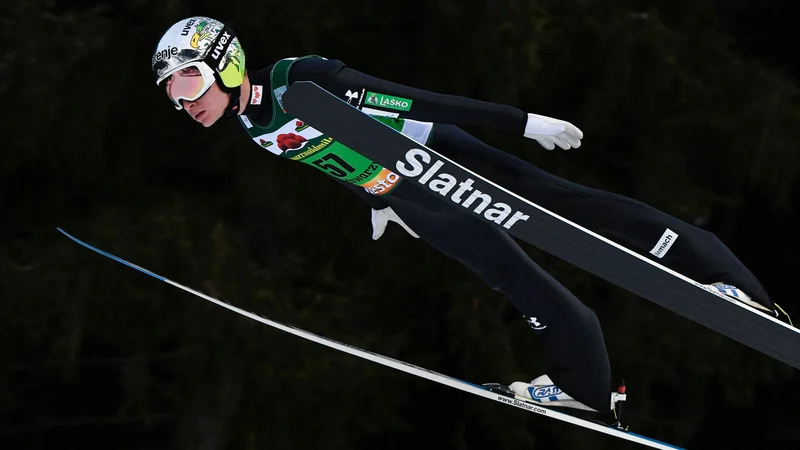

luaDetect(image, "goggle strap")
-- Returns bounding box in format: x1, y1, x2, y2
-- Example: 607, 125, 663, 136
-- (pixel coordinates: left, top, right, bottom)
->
203, 24, 237, 73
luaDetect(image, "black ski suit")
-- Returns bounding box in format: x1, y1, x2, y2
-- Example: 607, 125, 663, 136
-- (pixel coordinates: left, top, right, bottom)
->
238, 56, 773, 413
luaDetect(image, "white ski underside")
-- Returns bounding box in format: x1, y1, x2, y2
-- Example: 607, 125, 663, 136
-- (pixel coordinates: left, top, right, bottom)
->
58, 228, 683, 450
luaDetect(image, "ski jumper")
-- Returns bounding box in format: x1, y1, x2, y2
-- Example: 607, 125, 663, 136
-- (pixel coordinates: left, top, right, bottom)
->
235, 55, 773, 412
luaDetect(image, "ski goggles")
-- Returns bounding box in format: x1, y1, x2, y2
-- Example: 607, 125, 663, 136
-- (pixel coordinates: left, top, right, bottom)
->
161, 62, 217, 110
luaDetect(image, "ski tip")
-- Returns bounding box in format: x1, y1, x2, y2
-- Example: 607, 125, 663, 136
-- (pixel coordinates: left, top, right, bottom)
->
56, 227, 167, 282
57, 227, 79, 242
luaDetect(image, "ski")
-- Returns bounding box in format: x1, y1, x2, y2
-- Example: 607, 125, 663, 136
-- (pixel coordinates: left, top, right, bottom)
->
281, 81, 800, 370
58, 228, 682, 449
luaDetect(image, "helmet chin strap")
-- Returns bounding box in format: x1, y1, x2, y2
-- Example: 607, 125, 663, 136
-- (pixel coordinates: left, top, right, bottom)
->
223, 86, 242, 118
212, 72, 242, 120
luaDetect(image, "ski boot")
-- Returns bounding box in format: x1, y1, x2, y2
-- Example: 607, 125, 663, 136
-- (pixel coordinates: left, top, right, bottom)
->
709, 282, 793, 326
484, 374, 627, 419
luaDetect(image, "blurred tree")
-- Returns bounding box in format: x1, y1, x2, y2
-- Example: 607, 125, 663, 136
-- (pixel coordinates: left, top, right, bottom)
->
1, 0, 798, 449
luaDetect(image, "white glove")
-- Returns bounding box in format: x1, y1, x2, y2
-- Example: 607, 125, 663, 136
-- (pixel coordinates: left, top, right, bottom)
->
523, 113, 583, 150
371, 207, 419, 240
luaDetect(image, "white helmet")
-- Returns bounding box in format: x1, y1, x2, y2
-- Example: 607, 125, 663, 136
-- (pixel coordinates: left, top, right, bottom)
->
151, 17, 246, 114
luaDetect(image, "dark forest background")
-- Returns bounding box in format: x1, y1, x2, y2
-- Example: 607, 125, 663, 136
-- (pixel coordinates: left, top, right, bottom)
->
2, 1, 800, 449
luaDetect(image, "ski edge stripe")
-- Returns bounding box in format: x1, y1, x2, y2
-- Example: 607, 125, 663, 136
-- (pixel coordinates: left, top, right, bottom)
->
57, 227, 684, 450
58, 228, 166, 281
